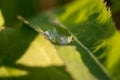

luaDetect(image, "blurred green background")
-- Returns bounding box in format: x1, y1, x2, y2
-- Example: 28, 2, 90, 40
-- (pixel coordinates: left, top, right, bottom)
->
0, 0, 74, 26
0, 0, 119, 29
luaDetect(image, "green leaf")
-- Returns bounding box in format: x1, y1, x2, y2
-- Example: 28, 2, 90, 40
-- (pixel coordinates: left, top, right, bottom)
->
0, 10, 4, 26
0, 26, 73, 80
0, 0, 119, 80
27, 0, 116, 80
54, 0, 120, 79
94, 31, 120, 80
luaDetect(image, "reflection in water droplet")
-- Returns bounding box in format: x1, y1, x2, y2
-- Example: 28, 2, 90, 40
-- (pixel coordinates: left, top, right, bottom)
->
42, 28, 73, 45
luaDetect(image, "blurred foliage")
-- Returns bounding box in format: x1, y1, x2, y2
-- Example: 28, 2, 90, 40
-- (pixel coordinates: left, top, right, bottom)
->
101, 31, 120, 80
0, 0, 74, 26
0, 9, 4, 26
0, 0, 18, 26
110, 0, 120, 30
105, 0, 120, 30
0, 0, 120, 80
109, 0, 120, 13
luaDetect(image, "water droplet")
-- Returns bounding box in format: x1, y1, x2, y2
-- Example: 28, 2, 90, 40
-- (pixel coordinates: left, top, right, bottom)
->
42, 27, 72, 44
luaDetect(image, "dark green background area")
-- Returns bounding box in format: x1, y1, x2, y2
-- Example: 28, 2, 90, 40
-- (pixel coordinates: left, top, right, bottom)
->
0, 0, 120, 29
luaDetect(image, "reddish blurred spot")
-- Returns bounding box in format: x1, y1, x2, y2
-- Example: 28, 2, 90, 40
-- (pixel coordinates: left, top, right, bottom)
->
39, 0, 56, 11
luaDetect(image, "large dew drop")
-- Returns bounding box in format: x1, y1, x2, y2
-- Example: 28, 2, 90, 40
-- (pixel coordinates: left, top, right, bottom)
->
42, 27, 73, 45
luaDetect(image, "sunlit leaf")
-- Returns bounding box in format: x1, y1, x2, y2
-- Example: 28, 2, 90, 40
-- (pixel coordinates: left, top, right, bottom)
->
0, 27, 73, 80
28, 0, 116, 80
0, 10, 4, 26
0, 0, 119, 80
